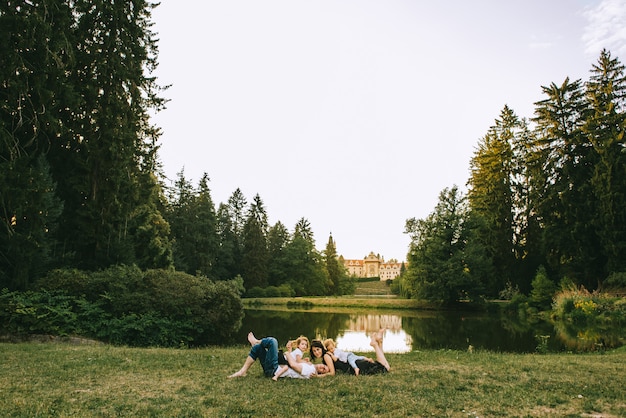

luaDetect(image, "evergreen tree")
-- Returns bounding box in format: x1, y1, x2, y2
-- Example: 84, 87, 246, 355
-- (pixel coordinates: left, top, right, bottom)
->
213, 203, 238, 280
192, 174, 218, 276
241, 194, 269, 289
0, 1, 73, 288
324, 234, 343, 295
129, 172, 173, 270
225, 188, 247, 274
467, 106, 518, 295
584, 49, 626, 279
227, 188, 247, 239
532, 77, 603, 286
166, 171, 217, 276
0, 156, 62, 290
283, 218, 329, 296
404, 186, 481, 304
509, 121, 544, 293
46, 0, 166, 269
167, 169, 196, 273
267, 221, 290, 286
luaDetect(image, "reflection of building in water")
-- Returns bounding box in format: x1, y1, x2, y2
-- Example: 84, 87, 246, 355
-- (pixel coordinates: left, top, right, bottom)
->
347, 314, 402, 333
340, 252, 404, 281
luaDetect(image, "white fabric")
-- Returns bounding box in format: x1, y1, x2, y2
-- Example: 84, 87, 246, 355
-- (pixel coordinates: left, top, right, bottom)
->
333, 348, 349, 363
276, 362, 316, 379
290, 348, 303, 359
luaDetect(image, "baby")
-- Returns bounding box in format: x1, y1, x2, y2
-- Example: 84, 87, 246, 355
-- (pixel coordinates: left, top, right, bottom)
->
323, 338, 373, 376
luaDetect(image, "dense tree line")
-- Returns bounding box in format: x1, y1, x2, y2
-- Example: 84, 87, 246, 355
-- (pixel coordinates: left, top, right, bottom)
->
400, 50, 626, 304
1, 1, 171, 290
0, 2, 350, 298
166, 171, 351, 296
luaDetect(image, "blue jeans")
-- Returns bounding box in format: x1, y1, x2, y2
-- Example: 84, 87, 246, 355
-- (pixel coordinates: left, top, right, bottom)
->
248, 337, 279, 377
347, 352, 367, 370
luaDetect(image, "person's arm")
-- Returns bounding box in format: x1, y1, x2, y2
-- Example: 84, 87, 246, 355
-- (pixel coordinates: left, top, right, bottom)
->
284, 351, 304, 374
323, 353, 336, 376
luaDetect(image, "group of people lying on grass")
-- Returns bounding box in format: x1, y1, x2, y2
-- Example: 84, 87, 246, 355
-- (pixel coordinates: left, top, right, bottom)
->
228, 329, 390, 380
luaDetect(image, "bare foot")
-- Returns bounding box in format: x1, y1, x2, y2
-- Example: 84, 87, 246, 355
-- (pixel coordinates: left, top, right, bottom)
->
354, 367, 360, 376
369, 335, 379, 348
376, 328, 386, 343
248, 332, 261, 346
272, 375, 279, 381
228, 370, 246, 378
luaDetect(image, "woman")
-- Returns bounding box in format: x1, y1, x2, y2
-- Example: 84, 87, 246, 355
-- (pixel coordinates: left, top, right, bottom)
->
308, 340, 327, 364
315, 329, 390, 376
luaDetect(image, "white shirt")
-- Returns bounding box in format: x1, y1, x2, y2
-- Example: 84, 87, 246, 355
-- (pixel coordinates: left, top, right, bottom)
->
277, 362, 316, 379
333, 348, 349, 362
290, 348, 304, 360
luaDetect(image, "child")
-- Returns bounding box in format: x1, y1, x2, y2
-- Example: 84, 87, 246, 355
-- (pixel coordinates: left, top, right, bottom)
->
323, 338, 373, 376
287, 335, 311, 363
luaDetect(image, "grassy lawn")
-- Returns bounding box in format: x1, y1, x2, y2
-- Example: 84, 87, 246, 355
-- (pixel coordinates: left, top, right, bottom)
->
244, 296, 440, 310
1, 341, 625, 417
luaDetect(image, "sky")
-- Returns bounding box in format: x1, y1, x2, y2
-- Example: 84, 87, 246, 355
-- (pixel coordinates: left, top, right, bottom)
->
150, 0, 626, 262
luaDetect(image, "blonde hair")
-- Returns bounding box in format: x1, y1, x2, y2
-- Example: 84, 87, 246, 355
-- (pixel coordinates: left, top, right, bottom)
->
323, 338, 336, 350
294, 335, 310, 349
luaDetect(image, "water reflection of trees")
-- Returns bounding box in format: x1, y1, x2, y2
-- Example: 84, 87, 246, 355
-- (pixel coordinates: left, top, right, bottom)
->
552, 320, 625, 351
237, 309, 624, 353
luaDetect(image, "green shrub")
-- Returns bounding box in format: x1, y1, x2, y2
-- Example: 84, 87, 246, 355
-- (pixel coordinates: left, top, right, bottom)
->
264, 286, 281, 297
337, 275, 356, 295
103, 313, 199, 347
552, 286, 626, 325
0, 289, 80, 336
277, 284, 295, 297
26, 266, 245, 346
245, 287, 266, 298
530, 266, 556, 310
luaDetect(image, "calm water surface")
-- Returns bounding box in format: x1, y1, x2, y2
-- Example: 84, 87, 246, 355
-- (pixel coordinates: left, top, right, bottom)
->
236, 308, 624, 353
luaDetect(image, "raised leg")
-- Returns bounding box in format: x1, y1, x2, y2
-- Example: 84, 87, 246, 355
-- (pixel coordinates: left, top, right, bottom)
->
248, 332, 261, 346
259, 337, 279, 377
369, 329, 390, 371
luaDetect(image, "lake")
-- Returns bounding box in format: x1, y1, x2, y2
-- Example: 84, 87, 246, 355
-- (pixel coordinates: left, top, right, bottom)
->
236, 307, 624, 353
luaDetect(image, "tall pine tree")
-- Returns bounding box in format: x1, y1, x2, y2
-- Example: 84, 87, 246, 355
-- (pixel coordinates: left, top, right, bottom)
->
584, 49, 626, 279
1, 1, 72, 289
241, 194, 269, 289
467, 106, 518, 295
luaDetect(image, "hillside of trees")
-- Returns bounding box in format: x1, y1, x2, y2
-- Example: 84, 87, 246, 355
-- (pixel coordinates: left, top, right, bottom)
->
2, 2, 625, 312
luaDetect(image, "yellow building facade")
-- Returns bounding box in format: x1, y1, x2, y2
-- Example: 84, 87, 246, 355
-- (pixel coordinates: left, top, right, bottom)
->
342, 252, 404, 281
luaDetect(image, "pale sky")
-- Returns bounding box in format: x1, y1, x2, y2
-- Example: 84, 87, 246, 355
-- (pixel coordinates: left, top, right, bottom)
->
150, 0, 626, 262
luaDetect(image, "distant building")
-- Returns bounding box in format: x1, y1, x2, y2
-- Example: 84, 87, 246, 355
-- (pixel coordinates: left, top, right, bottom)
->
341, 251, 404, 281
